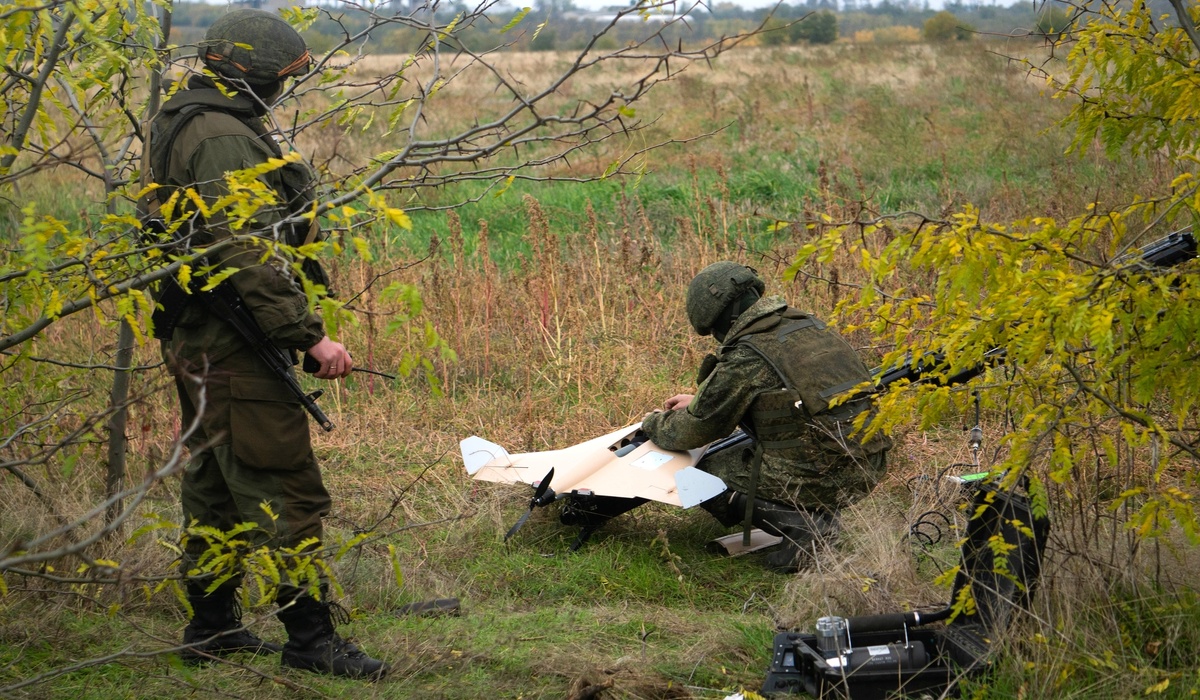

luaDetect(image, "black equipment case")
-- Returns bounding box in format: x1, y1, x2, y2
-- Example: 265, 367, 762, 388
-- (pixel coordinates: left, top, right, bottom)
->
762, 483, 1050, 699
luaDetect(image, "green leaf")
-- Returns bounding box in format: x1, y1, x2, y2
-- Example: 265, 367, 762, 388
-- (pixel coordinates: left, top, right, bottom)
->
500, 8, 531, 33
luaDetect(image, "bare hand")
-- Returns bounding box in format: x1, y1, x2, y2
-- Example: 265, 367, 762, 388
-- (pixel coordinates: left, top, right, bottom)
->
306, 336, 353, 379
663, 394, 694, 412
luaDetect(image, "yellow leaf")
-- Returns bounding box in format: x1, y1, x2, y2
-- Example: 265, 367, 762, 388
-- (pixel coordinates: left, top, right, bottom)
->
177, 265, 192, 290
385, 207, 412, 230
500, 7, 530, 32
1145, 678, 1169, 694
45, 289, 63, 318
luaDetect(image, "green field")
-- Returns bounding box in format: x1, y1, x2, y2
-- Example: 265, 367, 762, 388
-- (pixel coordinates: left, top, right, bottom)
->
3, 37, 1200, 699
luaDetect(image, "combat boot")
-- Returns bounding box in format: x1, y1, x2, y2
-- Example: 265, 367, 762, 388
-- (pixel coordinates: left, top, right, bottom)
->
699, 489, 747, 528
180, 584, 282, 664
277, 593, 389, 680
751, 499, 840, 574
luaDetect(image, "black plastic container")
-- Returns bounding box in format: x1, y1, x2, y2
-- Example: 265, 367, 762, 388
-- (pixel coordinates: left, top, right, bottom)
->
762, 483, 1050, 698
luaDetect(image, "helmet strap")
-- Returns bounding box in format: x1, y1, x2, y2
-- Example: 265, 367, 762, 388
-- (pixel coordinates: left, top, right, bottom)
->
711, 288, 760, 343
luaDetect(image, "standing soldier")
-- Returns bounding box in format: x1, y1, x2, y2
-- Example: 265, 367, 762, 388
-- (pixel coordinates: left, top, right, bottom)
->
147, 9, 387, 679
641, 262, 892, 573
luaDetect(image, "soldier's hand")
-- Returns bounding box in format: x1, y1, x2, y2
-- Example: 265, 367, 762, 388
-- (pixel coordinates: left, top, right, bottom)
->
663, 394, 694, 412
307, 336, 353, 379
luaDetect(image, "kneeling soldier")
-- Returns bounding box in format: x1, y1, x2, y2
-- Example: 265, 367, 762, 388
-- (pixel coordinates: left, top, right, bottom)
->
642, 262, 892, 573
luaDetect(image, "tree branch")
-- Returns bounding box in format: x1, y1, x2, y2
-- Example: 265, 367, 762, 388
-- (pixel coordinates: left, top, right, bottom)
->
1167, 0, 1200, 56
0, 9, 75, 173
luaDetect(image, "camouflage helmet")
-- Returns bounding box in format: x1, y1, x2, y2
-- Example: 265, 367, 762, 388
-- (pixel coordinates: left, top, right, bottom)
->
202, 9, 311, 87
685, 261, 765, 337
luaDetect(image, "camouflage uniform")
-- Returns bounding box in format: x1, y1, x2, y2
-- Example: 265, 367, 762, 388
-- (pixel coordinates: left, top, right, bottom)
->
152, 75, 330, 580
151, 10, 387, 678
642, 295, 890, 511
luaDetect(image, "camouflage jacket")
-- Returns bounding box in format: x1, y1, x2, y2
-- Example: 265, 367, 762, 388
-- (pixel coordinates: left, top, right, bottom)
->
642, 296, 890, 507
152, 76, 324, 371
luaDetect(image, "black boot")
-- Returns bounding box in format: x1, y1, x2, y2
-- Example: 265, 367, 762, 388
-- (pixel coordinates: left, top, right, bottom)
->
700, 489, 747, 528
714, 492, 840, 574
277, 593, 389, 680
752, 499, 840, 574
180, 584, 282, 664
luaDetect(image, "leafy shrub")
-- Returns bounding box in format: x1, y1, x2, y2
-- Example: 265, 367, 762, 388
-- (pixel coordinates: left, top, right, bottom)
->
923, 10, 974, 41
760, 17, 791, 46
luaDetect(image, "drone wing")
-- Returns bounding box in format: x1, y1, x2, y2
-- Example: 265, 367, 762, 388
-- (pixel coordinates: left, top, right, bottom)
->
459, 423, 726, 508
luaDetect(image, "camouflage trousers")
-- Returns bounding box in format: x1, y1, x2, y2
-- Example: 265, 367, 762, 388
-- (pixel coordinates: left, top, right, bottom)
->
171, 348, 332, 584
696, 438, 887, 511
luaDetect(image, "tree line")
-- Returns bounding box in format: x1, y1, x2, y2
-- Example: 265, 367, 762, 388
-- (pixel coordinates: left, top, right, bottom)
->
165, 0, 1063, 53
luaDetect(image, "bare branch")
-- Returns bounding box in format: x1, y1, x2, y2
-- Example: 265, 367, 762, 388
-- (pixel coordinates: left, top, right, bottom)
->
0, 382, 201, 571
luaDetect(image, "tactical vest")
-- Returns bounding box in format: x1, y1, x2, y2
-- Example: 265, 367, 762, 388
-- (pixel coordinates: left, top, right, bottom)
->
143, 85, 330, 339
728, 308, 891, 464
146, 88, 322, 256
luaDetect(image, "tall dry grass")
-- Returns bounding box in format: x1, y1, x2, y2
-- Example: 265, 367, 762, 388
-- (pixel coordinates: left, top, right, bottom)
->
3, 41, 1198, 698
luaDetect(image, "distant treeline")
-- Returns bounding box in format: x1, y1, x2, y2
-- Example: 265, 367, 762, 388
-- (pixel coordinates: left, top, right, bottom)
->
166, 0, 1159, 53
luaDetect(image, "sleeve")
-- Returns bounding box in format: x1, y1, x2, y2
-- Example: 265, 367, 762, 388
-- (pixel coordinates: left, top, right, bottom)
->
642, 345, 780, 451
187, 134, 326, 351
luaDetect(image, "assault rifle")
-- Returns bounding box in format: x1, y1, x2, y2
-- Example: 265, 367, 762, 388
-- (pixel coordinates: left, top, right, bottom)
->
151, 258, 334, 433
870, 228, 1196, 393
204, 282, 334, 432
1119, 227, 1197, 269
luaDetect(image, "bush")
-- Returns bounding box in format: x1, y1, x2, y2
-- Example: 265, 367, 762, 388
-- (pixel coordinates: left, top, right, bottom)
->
923, 10, 973, 41
760, 17, 791, 46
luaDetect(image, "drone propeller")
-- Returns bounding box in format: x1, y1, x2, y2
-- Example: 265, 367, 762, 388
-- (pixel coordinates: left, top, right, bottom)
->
504, 468, 556, 542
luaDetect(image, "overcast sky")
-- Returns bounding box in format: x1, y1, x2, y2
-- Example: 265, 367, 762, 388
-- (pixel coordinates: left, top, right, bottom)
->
561, 0, 951, 12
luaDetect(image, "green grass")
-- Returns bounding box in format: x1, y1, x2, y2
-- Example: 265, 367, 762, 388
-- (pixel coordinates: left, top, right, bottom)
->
0, 501, 786, 699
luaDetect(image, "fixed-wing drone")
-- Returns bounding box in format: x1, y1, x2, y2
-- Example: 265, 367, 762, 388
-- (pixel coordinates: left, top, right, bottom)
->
460, 423, 732, 549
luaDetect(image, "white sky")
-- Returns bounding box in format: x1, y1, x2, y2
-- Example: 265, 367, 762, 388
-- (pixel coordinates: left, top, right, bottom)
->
563, 0, 951, 12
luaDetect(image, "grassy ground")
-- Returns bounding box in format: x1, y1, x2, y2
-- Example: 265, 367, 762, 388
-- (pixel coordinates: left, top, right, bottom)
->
3, 42, 1200, 698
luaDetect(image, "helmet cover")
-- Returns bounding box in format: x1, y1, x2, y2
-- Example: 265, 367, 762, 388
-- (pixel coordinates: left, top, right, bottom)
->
685, 261, 766, 336
202, 9, 311, 87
